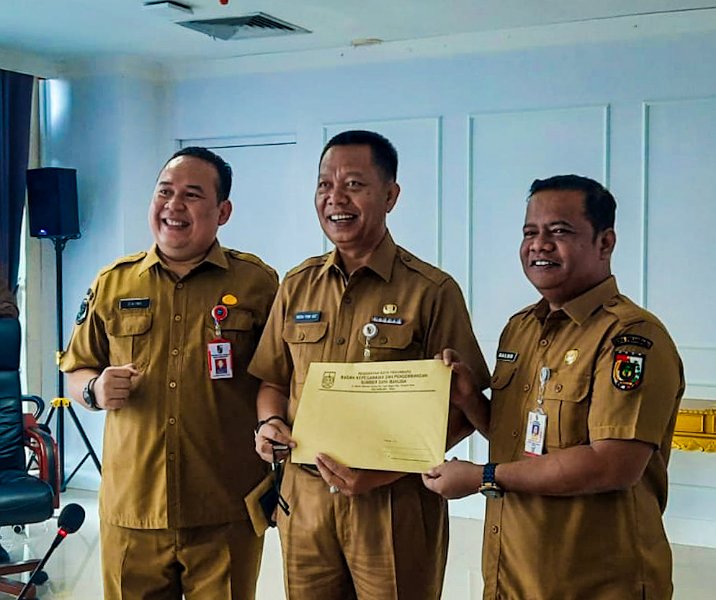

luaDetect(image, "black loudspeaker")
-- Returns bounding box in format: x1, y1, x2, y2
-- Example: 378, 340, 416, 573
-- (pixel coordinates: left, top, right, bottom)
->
26, 168, 80, 239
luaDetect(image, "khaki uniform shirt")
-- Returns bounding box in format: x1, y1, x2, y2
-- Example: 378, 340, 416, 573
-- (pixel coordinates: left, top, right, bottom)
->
61, 242, 278, 529
249, 231, 490, 419
249, 231, 490, 598
485, 276, 684, 600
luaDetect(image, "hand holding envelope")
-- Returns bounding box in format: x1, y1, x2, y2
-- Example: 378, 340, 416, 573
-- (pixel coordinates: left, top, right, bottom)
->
291, 359, 452, 473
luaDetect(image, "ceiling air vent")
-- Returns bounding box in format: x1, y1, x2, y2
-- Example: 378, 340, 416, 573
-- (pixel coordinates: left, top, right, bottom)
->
178, 12, 310, 41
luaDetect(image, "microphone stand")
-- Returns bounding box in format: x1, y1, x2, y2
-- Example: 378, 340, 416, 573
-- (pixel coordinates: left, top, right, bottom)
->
16, 503, 85, 599
15, 533, 65, 600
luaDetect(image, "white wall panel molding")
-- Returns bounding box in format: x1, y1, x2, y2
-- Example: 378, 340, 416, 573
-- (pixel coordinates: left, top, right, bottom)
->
643, 97, 716, 400
322, 117, 443, 266
468, 104, 610, 343
178, 133, 297, 149
665, 482, 716, 549
178, 132, 324, 277
641, 102, 651, 308
678, 345, 716, 397
644, 92, 716, 555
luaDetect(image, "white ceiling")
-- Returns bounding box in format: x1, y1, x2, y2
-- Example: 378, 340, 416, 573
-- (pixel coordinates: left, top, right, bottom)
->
2, 0, 716, 68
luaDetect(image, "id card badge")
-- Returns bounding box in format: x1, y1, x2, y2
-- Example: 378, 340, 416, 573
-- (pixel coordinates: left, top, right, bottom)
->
208, 339, 233, 379
524, 410, 547, 456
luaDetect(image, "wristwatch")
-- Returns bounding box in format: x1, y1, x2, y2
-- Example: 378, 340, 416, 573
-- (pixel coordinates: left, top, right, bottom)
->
478, 462, 503, 498
82, 376, 102, 411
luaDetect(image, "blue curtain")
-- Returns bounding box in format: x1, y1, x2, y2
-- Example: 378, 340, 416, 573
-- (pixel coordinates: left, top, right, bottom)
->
0, 69, 34, 292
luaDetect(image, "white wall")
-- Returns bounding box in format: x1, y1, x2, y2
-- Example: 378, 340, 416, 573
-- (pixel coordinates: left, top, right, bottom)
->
27, 30, 716, 545
37, 65, 171, 489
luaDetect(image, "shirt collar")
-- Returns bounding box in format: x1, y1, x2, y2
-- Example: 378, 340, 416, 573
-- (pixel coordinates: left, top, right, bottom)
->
531, 276, 619, 325
319, 231, 397, 282
138, 240, 228, 275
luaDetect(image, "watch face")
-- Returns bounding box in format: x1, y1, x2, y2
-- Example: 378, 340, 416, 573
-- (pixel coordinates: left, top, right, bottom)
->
83, 381, 97, 408
481, 488, 503, 499
479, 483, 503, 498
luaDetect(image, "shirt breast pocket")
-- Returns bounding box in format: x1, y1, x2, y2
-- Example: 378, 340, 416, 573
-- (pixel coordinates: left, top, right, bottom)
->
106, 313, 152, 369
489, 363, 517, 424
282, 321, 329, 382
213, 310, 255, 366
543, 373, 592, 448
366, 326, 421, 361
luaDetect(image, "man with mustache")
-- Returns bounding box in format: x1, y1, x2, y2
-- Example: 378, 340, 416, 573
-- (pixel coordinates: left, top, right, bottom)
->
424, 175, 684, 600
249, 130, 491, 600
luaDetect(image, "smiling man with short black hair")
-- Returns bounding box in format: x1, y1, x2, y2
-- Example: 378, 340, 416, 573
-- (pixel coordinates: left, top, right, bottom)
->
424, 174, 685, 599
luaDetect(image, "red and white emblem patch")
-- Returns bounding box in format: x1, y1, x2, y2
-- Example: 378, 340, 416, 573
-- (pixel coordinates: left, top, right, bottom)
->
612, 351, 645, 391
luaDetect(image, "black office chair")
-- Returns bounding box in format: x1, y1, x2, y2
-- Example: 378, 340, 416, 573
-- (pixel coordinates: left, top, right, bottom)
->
0, 317, 60, 598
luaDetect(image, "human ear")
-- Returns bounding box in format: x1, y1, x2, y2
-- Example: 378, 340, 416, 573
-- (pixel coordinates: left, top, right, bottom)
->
386, 182, 401, 214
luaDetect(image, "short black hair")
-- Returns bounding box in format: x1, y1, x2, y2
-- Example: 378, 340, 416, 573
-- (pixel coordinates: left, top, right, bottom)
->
529, 174, 616, 236
320, 130, 398, 181
166, 146, 232, 203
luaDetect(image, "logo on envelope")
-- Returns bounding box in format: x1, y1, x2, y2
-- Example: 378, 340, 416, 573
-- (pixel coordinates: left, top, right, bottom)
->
321, 371, 336, 389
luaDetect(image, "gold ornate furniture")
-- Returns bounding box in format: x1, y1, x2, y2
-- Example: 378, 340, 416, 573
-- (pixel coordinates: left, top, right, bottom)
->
672, 400, 716, 452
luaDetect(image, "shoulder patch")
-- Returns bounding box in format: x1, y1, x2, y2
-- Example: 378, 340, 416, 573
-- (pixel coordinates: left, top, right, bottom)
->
612, 334, 653, 349
98, 251, 147, 275
612, 351, 645, 391
397, 247, 449, 286
285, 254, 330, 279
75, 288, 92, 325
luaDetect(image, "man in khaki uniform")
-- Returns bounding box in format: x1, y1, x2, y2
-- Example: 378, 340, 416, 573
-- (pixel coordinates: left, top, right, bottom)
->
424, 175, 684, 599
61, 147, 278, 600
249, 130, 490, 600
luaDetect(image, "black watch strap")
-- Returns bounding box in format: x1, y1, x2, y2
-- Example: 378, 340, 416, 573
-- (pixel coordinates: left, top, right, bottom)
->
83, 376, 102, 411
255, 415, 288, 435
483, 462, 498, 485
479, 462, 503, 498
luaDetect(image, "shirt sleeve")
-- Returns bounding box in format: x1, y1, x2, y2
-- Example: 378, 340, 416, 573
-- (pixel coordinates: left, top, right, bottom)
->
588, 320, 684, 446
425, 276, 491, 391
59, 275, 110, 373
247, 282, 292, 386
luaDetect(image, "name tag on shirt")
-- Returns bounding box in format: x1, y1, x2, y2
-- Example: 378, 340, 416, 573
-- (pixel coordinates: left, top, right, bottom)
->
295, 311, 321, 322
119, 297, 150, 310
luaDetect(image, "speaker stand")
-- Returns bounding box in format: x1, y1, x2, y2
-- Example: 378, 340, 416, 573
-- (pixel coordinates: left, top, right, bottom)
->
42, 235, 101, 491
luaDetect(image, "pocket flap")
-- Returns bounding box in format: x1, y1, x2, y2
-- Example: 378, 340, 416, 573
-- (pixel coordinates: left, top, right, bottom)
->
106, 313, 152, 337
373, 326, 413, 350
491, 364, 517, 390
543, 373, 591, 403
282, 321, 329, 344
218, 310, 254, 332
